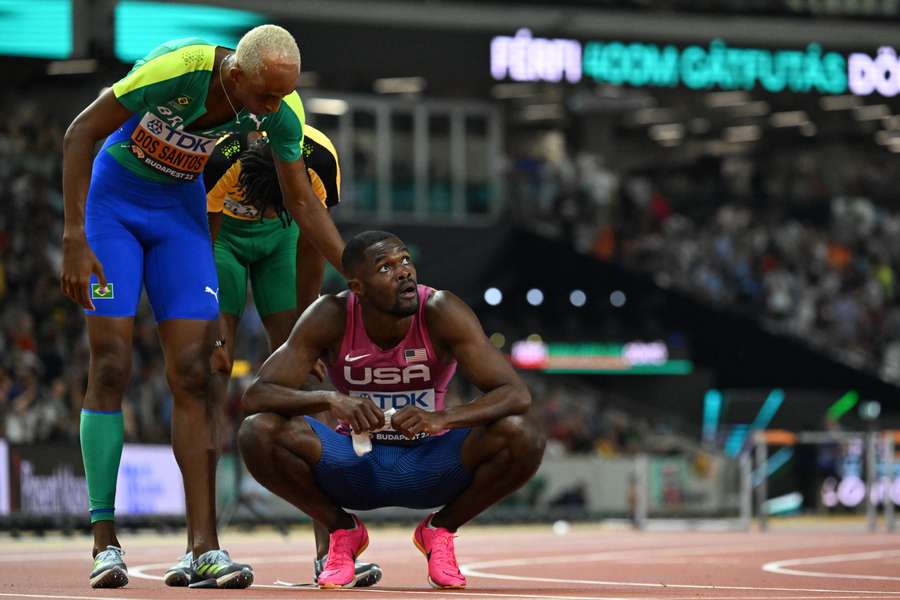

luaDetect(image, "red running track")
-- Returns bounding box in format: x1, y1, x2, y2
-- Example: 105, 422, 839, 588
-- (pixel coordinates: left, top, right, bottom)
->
1, 524, 900, 599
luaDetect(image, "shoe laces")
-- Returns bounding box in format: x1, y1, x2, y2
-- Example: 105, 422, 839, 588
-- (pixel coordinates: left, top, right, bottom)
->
324, 531, 358, 570
198, 549, 231, 566
96, 546, 124, 563
431, 531, 460, 571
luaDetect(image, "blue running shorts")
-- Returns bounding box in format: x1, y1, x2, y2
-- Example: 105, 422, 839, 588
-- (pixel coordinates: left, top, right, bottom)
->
84, 134, 218, 322
305, 417, 473, 511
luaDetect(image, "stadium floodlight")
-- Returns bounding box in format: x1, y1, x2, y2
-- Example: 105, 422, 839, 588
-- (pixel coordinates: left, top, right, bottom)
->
484, 287, 503, 306
859, 400, 881, 422
609, 290, 626, 307
526, 288, 544, 306
569, 289, 587, 307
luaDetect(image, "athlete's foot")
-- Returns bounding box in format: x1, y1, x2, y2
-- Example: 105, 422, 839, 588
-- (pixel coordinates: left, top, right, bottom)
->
413, 512, 466, 589
164, 551, 192, 587
314, 555, 382, 587
188, 549, 253, 589
89, 545, 129, 589
317, 515, 370, 589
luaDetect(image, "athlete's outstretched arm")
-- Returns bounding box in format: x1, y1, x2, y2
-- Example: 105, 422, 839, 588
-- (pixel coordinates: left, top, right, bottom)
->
242, 296, 385, 432
273, 157, 345, 277
295, 228, 326, 315
61, 89, 132, 309
392, 291, 531, 438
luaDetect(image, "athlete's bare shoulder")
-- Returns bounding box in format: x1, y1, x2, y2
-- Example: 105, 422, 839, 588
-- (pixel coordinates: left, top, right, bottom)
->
295, 293, 347, 343
424, 288, 466, 319
424, 289, 481, 359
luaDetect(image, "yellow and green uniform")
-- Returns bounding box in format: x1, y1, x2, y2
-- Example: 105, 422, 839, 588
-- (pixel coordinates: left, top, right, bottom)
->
108, 37, 305, 183
204, 125, 340, 317
81, 36, 306, 525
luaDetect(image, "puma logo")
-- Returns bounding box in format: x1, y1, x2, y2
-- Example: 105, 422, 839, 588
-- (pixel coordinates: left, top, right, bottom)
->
204, 286, 219, 303
248, 113, 266, 129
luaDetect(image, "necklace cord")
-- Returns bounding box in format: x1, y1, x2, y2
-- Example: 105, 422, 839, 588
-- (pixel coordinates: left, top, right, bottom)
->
219, 55, 239, 124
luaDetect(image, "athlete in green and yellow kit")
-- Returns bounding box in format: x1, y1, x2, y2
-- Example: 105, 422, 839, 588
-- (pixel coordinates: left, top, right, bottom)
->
61, 25, 346, 589
163, 127, 383, 588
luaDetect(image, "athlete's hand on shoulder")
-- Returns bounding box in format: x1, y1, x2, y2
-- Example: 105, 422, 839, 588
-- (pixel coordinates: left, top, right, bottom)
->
328, 392, 385, 434
391, 406, 447, 439
60, 233, 107, 311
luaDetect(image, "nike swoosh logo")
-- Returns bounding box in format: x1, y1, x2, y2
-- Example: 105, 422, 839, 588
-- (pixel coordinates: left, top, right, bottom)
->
345, 353, 371, 362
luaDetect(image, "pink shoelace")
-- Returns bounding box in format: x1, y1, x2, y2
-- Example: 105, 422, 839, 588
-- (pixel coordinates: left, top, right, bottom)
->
430, 531, 461, 573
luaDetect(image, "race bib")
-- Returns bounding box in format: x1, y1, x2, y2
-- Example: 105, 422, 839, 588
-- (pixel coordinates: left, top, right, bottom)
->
348, 389, 437, 444
349, 388, 436, 412
129, 113, 217, 181
224, 197, 260, 219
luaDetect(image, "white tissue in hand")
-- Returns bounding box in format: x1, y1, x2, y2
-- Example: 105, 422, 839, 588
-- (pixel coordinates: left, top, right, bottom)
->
351, 432, 372, 456
350, 408, 397, 457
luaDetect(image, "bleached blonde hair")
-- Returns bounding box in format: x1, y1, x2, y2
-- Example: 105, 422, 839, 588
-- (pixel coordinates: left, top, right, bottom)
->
235, 24, 301, 76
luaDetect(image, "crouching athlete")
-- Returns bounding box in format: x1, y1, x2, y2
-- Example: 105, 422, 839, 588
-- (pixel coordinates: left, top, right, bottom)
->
237, 230, 546, 589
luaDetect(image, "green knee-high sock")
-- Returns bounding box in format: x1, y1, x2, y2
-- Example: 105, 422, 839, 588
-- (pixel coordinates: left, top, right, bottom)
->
80, 409, 124, 524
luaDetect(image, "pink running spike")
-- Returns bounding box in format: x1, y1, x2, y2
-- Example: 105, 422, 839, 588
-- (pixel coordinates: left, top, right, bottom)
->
317, 515, 369, 589
412, 513, 466, 589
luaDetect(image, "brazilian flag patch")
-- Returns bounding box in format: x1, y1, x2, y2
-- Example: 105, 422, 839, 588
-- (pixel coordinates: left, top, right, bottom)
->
91, 283, 114, 299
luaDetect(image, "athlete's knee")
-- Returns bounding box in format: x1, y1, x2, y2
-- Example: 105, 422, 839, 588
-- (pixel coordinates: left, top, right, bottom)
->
166, 346, 212, 396
88, 343, 132, 399
491, 415, 546, 470
238, 412, 284, 459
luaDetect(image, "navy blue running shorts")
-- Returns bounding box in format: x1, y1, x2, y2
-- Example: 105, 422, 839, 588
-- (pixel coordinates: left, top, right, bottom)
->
305, 416, 473, 511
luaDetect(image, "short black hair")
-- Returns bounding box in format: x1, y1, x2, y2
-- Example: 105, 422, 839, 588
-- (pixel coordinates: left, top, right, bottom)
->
342, 230, 401, 275
238, 138, 292, 227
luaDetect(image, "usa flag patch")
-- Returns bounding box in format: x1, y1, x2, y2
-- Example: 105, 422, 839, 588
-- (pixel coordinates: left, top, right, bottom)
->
404, 348, 428, 363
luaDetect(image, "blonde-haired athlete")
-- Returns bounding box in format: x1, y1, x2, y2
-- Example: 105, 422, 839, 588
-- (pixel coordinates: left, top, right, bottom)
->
61, 24, 345, 589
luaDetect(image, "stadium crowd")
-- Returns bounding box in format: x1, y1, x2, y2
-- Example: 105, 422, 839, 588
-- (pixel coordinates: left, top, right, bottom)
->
510, 142, 900, 382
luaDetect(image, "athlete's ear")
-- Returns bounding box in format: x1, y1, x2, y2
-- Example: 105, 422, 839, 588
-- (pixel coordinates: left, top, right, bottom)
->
348, 277, 363, 296
229, 64, 245, 87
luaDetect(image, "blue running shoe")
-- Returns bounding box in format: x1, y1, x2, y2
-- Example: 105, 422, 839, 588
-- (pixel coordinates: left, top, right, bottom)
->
164, 551, 191, 587
189, 549, 253, 589
90, 545, 128, 589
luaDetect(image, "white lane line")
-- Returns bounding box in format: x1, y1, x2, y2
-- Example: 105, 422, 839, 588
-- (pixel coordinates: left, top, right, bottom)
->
460, 553, 900, 596
0, 594, 146, 600
763, 549, 900, 581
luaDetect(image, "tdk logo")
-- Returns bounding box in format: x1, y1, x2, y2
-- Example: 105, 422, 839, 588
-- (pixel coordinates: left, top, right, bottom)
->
344, 365, 431, 385
353, 389, 435, 410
